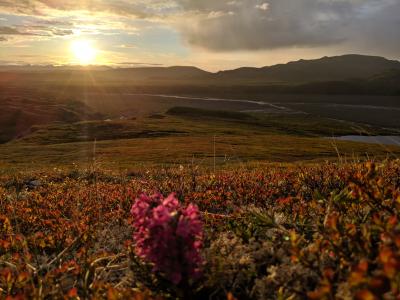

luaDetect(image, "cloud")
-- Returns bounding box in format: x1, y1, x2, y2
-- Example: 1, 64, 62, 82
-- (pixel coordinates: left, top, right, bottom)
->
0, 0, 174, 18
0, 0, 41, 15
0, 36, 7, 41
255, 3, 269, 11
50, 28, 73, 36
0, 0, 399, 56
38, 20, 74, 26
0, 25, 73, 37
115, 44, 137, 49
174, 0, 400, 53
0, 26, 42, 35
0, 1, 154, 37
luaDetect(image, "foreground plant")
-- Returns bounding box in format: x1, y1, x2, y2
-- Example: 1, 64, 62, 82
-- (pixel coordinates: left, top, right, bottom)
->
130, 193, 203, 286
1, 161, 399, 299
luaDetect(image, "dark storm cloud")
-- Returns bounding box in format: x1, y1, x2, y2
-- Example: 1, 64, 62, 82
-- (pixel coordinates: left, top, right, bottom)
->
175, 0, 400, 52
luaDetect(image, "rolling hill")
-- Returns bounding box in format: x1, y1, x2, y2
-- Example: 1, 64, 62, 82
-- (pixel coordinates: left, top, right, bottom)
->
2, 54, 400, 86
215, 54, 400, 83
0, 54, 399, 144
0, 89, 102, 143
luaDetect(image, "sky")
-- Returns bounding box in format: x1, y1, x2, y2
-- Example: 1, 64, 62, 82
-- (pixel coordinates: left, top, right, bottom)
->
0, 0, 399, 71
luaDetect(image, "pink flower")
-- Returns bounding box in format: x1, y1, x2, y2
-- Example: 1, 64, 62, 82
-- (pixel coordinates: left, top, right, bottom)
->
131, 193, 203, 284
152, 205, 171, 226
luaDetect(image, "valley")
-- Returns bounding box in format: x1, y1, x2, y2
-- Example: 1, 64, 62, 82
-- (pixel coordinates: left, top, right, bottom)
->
1, 55, 400, 172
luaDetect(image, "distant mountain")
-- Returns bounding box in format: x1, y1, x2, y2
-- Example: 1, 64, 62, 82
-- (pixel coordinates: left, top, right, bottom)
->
1, 55, 400, 93
105, 66, 212, 80
0, 65, 212, 84
216, 54, 400, 83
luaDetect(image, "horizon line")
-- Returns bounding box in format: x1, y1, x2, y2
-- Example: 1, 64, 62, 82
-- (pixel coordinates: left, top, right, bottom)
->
0, 53, 399, 73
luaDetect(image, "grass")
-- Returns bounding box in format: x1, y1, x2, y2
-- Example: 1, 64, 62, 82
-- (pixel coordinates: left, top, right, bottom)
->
1, 88, 400, 298
0, 90, 101, 144
0, 108, 399, 172
166, 106, 254, 121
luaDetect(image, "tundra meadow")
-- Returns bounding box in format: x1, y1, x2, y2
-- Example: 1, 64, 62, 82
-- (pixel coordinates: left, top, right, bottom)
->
1, 161, 400, 299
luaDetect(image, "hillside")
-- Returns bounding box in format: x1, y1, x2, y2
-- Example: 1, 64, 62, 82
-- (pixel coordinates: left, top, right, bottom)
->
106, 66, 212, 80
216, 54, 400, 83
0, 66, 212, 85
0, 89, 102, 143
367, 69, 400, 93
1, 107, 399, 171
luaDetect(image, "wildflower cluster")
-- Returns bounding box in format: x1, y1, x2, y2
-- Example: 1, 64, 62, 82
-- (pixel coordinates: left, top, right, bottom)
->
131, 193, 203, 285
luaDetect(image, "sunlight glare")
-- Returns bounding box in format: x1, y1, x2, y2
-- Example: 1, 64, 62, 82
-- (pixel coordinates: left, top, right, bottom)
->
70, 40, 97, 65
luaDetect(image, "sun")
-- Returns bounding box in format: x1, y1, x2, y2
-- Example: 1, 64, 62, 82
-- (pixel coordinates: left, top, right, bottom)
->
70, 40, 97, 65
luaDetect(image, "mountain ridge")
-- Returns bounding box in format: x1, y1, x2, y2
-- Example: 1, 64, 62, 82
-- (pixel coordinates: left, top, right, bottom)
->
1, 54, 400, 88
2, 54, 399, 74
215, 54, 400, 82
